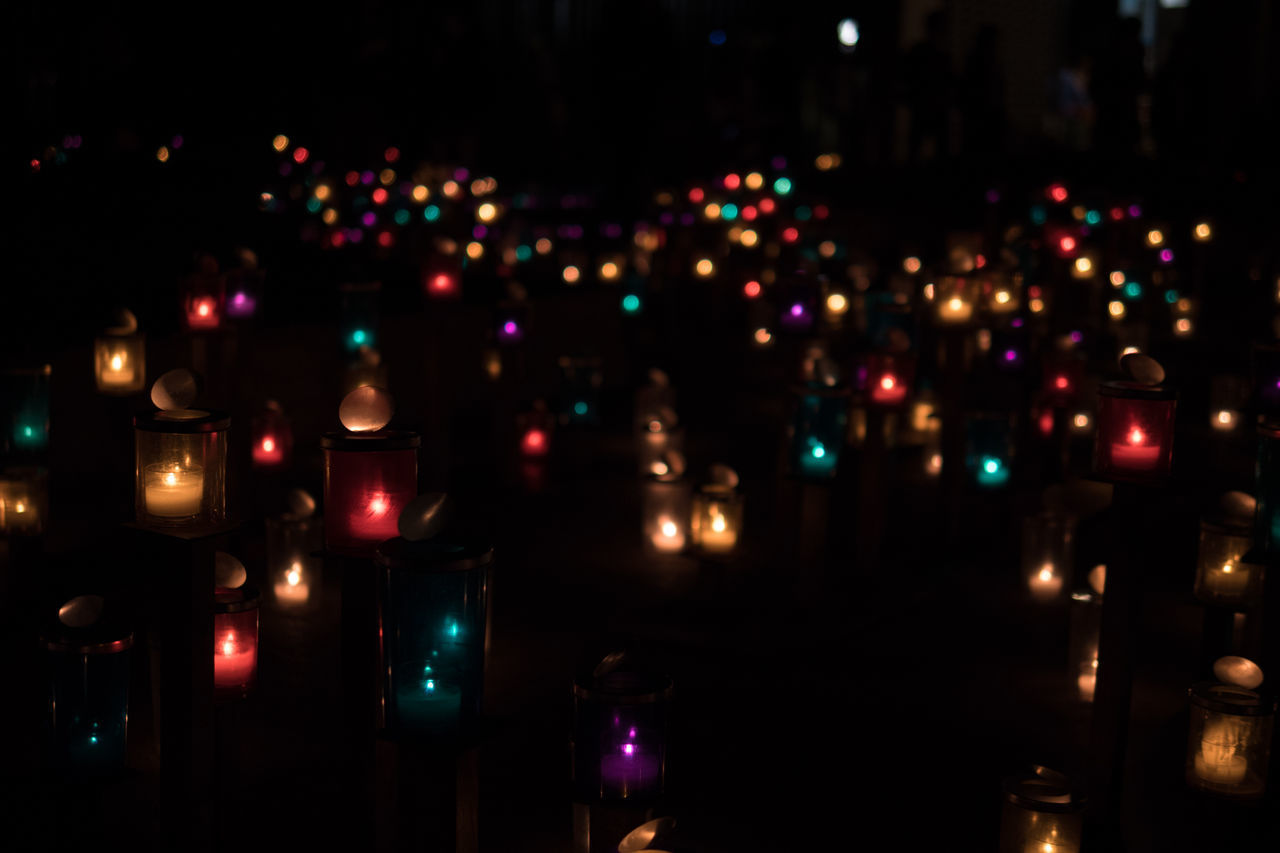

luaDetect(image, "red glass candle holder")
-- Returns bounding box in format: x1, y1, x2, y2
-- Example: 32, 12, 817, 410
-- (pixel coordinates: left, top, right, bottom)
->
1093, 381, 1176, 483
250, 404, 292, 469
1043, 359, 1084, 407
863, 353, 914, 409
322, 431, 419, 556
213, 587, 260, 699
423, 269, 461, 300
183, 279, 224, 331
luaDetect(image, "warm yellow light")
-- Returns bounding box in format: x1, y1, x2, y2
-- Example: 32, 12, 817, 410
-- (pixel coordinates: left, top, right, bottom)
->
695, 258, 714, 277
1110, 271, 1125, 287
412, 184, 430, 202
922, 283, 935, 301
740, 229, 759, 247
1175, 317, 1192, 335
156, 146, 170, 163
660, 520, 678, 538
442, 180, 460, 197
379, 168, 396, 185
818, 241, 836, 259
286, 562, 301, 586
753, 327, 772, 345
599, 261, 619, 280
1074, 257, 1092, 274
745, 172, 764, 190
1194, 222, 1211, 241
1147, 229, 1164, 247
314, 184, 332, 202
826, 293, 848, 314
947, 297, 962, 311
15, 501, 26, 514
563, 265, 581, 284
465, 241, 484, 260
904, 256, 922, 274
704, 203, 721, 220
1223, 563, 1234, 574
1073, 413, 1090, 429
110, 354, 123, 371
1108, 300, 1126, 318
477, 202, 497, 222
1039, 565, 1055, 582
1071, 205, 1087, 221
163, 472, 177, 487
322, 207, 339, 225
535, 238, 553, 255
1176, 297, 1192, 313
1029, 298, 1045, 313
272, 134, 290, 152
711, 513, 727, 533
651, 461, 669, 476
1122, 345, 1140, 355
994, 290, 1010, 304
727, 226, 743, 243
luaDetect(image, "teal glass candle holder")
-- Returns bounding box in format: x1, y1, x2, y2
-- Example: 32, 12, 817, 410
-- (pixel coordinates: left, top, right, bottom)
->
375, 535, 493, 741
967, 413, 1013, 488
789, 384, 849, 480
43, 595, 133, 778
2, 365, 52, 460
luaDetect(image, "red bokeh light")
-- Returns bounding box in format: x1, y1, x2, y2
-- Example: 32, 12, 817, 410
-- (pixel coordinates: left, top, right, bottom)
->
743, 280, 762, 299
293, 147, 309, 164
688, 187, 705, 203
782, 227, 799, 243
371, 188, 388, 205
723, 173, 741, 190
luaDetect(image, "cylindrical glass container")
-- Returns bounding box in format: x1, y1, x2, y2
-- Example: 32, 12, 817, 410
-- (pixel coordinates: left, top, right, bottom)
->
321, 430, 419, 556
1185, 682, 1276, 799
224, 264, 263, 319
2, 365, 52, 458
339, 281, 380, 353
572, 653, 673, 804
932, 275, 978, 325
998, 766, 1084, 853
1043, 359, 1083, 408
1069, 590, 1102, 702
496, 305, 528, 345
183, 279, 224, 331
375, 535, 493, 741
134, 409, 230, 529
94, 333, 146, 395
558, 356, 603, 427
1093, 381, 1176, 483
213, 587, 259, 699
643, 472, 692, 555
1023, 512, 1075, 602
690, 484, 743, 556
637, 423, 683, 478
789, 384, 849, 480
1196, 519, 1263, 610
862, 352, 914, 409
1254, 419, 1280, 559
250, 403, 292, 469
0, 466, 48, 536
266, 512, 322, 608
967, 413, 1013, 488
44, 596, 132, 778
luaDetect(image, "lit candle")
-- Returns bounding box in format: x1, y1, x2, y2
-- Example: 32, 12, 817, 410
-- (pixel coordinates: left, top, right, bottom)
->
1195, 718, 1248, 785
780, 302, 812, 330
698, 503, 738, 552
188, 297, 219, 329
925, 451, 942, 476
213, 629, 257, 690
937, 296, 973, 323
1029, 563, 1064, 599
0, 494, 38, 532
521, 427, 549, 457
226, 290, 257, 318
870, 373, 907, 405
272, 560, 310, 606
989, 289, 1016, 313
100, 351, 136, 387
144, 463, 204, 518
1203, 561, 1251, 598
394, 668, 463, 731
352, 489, 399, 542
1077, 657, 1098, 702
800, 440, 837, 476
651, 517, 686, 553
1109, 426, 1160, 470
1212, 410, 1237, 431
600, 741, 662, 799
1024, 833, 1077, 853
497, 319, 523, 343
976, 456, 1009, 486
253, 435, 284, 465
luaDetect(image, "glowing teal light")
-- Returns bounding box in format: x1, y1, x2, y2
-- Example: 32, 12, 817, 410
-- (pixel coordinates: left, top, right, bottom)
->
89, 735, 98, 745
573, 401, 588, 416
425, 679, 435, 693
773, 177, 792, 195
1164, 289, 1179, 304
423, 664, 433, 674
983, 459, 999, 474
976, 455, 1010, 486
516, 244, 533, 262
448, 621, 459, 638
423, 205, 440, 222
23, 426, 33, 438
394, 209, 410, 225
812, 444, 826, 459
306, 198, 322, 214
795, 205, 812, 222
621, 293, 641, 313
721, 203, 738, 221
1085, 209, 1102, 225
1030, 206, 1047, 225
352, 329, 367, 345
1123, 282, 1142, 299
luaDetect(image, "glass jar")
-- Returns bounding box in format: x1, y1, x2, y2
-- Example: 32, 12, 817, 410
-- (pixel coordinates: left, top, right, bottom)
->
789, 384, 849, 480
1185, 682, 1276, 799
134, 409, 230, 530
94, 332, 146, 395
998, 766, 1084, 853
1022, 513, 1075, 602
642, 471, 692, 555
213, 586, 260, 699
322, 430, 419, 556
1093, 381, 1176, 483
266, 512, 322, 608
1195, 519, 1263, 609
0, 466, 48, 536
690, 484, 743, 556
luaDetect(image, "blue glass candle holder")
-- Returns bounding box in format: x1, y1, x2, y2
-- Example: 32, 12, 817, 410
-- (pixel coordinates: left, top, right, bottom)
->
967, 413, 1013, 488
1254, 419, 1280, 558
2, 365, 52, 459
789, 384, 849, 480
43, 595, 132, 778
572, 652, 673, 804
375, 535, 493, 741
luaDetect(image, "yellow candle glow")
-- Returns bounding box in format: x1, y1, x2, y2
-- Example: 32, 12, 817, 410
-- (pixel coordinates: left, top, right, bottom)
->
938, 297, 973, 324
1204, 562, 1251, 598
272, 560, 311, 605
1212, 410, 1236, 431
144, 463, 204, 517
697, 503, 738, 552
1029, 563, 1064, 599
1195, 717, 1249, 785
651, 517, 685, 552
100, 351, 136, 387
1077, 657, 1098, 702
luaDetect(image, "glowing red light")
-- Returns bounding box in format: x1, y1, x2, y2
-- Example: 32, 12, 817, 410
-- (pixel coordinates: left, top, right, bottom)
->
880, 375, 896, 391
743, 280, 762, 299
758, 198, 776, 214
377, 231, 394, 248
345, 171, 360, 186
723, 173, 741, 190
1110, 207, 1125, 221
1048, 184, 1068, 203
384, 146, 400, 163
430, 274, 455, 293
1039, 410, 1054, 436
1028, 286, 1042, 298
1128, 427, 1145, 446
813, 205, 829, 220
371, 188, 388, 205
293, 147, 309, 164
741, 205, 758, 221
688, 188, 705, 203
197, 301, 211, 317
975, 253, 987, 269
330, 231, 346, 248
262, 437, 275, 453
1059, 236, 1076, 253
521, 428, 549, 457
782, 227, 799, 243
29, 159, 40, 172
1055, 375, 1069, 390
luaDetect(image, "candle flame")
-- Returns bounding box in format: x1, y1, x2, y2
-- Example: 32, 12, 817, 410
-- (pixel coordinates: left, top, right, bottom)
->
711, 513, 727, 533
15, 501, 26, 513
197, 301, 211, 317
880, 375, 896, 391
287, 562, 301, 585
1039, 566, 1055, 582
947, 297, 962, 311
660, 520, 678, 538
220, 633, 236, 656
622, 743, 635, 756
1217, 410, 1234, 425
1223, 563, 1234, 574
368, 494, 390, 516
110, 354, 123, 370
1127, 427, 1145, 446
651, 461, 669, 476
262, 437, 275, 452
163, 472, 177, 486
994, 290, 1010, 304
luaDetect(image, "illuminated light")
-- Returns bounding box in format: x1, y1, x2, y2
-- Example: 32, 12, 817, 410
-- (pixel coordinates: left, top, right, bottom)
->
1073, 413, 1090, 429
361, 211, 377, 228
156, 146, 170, 163
818, 241, 836, 259
782, 227, 799, 243
1039, 410, 1054, 436
1110, 271, 1125, 287
994, 290, 1011, 304
837, 18, 859, 47
1039, 566, 1055, 583
1004, 349, 1018, 363
293, 147, 309, 164
904, 256, 922, 274
813, 204, 829, 220
1194, 222, 1211, 241
811, 444, 826, 460
922, 283, 936, 301
948, 297, 962, 312
394, 210, 410, 226
758, 197, 776, 214
745, 172, 764, 190
826, 293, 848, 314
1029, 298, 1045, 313
600, 261, 620, 280
621, 294, 641, 313
1122, 346, 1140, 355
361, 170, 375, 185
371, 188, 388, 205
1175, 317, 1193, 335
412, 185, 430, 202
1129, 204, 1142, 218
1074, 257, 1092, 274
1059, 236, 1077, 253
688, 187, 705, 203
1071, 205, 1087, 221
351, 329, 367, 345
1048, 184, 1068, 203
704, 203, 722, 219
1127, 427, 1145, 446
465, 241, 483, 260
816, 154, 833, 170
29, 159, 39, 172
503, 321, 518, 336
429, 274, 455, 294
743, 280, 762, 299
1216, 410, 1236, 427
110, 354, 123, 371
723, 173, 741, 190
477, 202, 497, 222
741, 205, 758, 221
721, 203, 738, 221
984, 458, 999, 474
1159, 249, 1174, 263
379, 169, 395, 185
975, 254, 987, 269
562, 265, 581, 284
1176, 297, 1191, 312
423, 205, 440, 222
442, 180, 460, 197
879, 375, 896, 392
1164, 289, 1179, 304
535, 238, 553, 255
1123, 282, 1142, 299
1108, 300, 1126, 318
197, 302, 211, 318
1110, 207, 1125, 221
740, 229, 759, 247
709, 29, 726, 46
695, 258, 715, 277
753, 327, 772, 345
1055, 375, 1070, 391
977, 329, 991, 351
272, 134, 290, 152
1085, 209, 1102, 225
773, 177, 792, 195
1146, 229, 1164, 246
261, 437, 275, 454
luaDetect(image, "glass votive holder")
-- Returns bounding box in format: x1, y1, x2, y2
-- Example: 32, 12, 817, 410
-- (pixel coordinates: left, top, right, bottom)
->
266, 511, 322, 608
496, 305, 529, 345
932, 275, 978, 325
375, 535, 493, 741
1196, 517, 1263, 610
1043, 359, 1084, 408
134, 409, 229, 530
0, 466, 48, 536
213, 587, 260, 699
43, 596, 133, 778
1022, 512, 1075, 602
1255, 419, 1280, 558
777, 284, 818, 334
224, 260, 263, 319
862, 352, 914, 409
321, 430, 419, 556
966, 413, 1012, 488
1093, 381, 1176, 484
637, 422, 683, 478
643, 472, 692, 555
1208, 375, 1248, 433
789, 384, 849, 480
1069, 586, 1103, 702
339, 281, 381, 353
250, 402, 292, 469
183, 280, 224, 331
983, 273, 1021, 315
1186, 682, 1276, 799
998, 766, 1084, 853
690, 484, 743, 556
2, 365, 52, 458
95, 332, 146, 395
572, 652, 673, 804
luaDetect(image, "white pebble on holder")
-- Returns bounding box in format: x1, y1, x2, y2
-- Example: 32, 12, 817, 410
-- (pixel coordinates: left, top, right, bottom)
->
339, 386, 394, 432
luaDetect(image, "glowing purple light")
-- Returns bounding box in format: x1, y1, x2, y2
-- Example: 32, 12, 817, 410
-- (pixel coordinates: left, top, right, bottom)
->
771, 155, 787, 169
985, 189, 1000, 203
1004, 349, 1017, 362
473, 225, 487, 239
1128, 204, 1142, 218
622, 743, 635, 756
659, 212, 674, 225
604, 224, 623, 238
360, 170, 375, 185
790, 303, 805, 318
1159, 249, 1174, 263
454, 167, 470, 181
628, 727, 637, 739
1070, 330, 1083, 343
503, 321, 518, 336
361, 211, 376, 227
233, 292, 246, 306
1011, 318, 1024, 329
